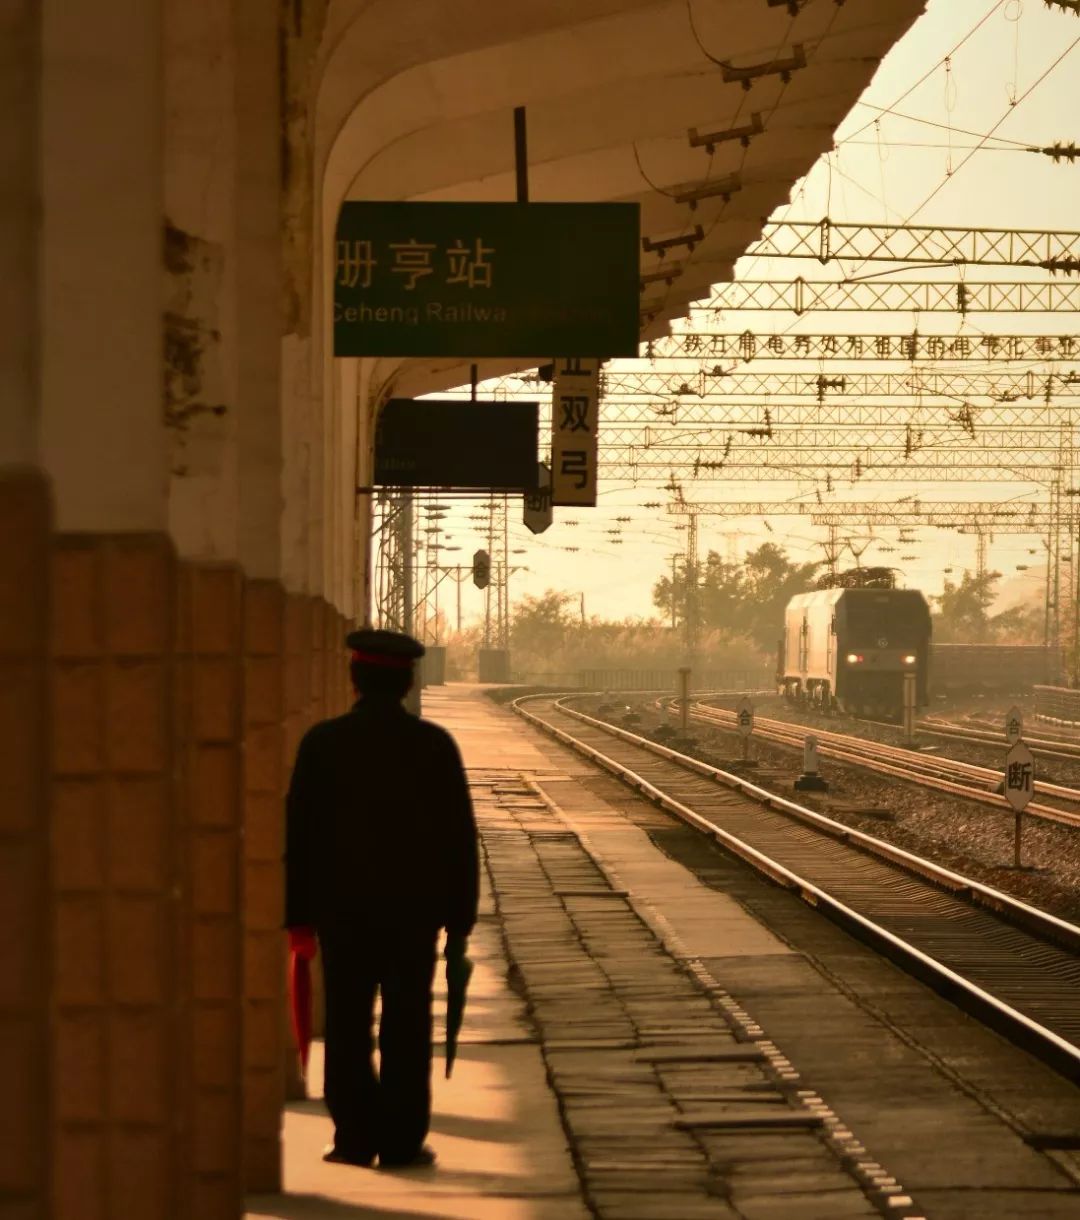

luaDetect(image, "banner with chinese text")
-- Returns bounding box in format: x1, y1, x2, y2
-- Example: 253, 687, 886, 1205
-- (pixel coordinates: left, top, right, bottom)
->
551, 358, 600, 507
334, 202, 639, 357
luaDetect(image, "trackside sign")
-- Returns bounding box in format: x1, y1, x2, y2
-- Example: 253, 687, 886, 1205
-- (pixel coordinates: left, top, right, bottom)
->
334, 201, 640, 357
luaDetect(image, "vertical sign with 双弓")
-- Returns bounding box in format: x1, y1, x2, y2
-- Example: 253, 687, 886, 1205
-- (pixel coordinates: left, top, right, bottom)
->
551, 357, 600, 506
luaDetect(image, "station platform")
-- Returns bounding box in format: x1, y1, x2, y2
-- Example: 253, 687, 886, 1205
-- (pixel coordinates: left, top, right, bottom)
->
248, 684, 1080, 1220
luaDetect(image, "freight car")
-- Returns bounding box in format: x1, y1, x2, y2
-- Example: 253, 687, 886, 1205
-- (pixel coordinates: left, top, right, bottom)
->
779, 586, 932, 717
929, 643, 1064, 696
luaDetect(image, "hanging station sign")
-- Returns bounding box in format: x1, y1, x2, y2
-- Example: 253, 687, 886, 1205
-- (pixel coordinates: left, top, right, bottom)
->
374, 398, 539, 491
550, 357, 600, 507
334, 201, 640, 358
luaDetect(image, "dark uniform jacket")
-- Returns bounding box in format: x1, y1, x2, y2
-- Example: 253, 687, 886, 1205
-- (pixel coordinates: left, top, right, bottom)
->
285, 698, 479, 937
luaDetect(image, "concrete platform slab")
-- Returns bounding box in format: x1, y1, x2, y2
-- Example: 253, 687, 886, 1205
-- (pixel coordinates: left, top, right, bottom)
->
244, 817, 587, 1220
418, 686, 1080, 1217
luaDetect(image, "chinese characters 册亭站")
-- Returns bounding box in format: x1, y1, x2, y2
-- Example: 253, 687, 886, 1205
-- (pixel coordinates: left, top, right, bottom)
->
335, 238, 495, 291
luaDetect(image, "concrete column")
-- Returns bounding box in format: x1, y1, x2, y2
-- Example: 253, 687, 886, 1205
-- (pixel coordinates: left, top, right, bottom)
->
0, 470, 51, 1220
280, 337, 314, 603
39, 4, 183, 1216
175, 563, 245, 1220
164, 0, 239, 559
230, 0, 288, 1187
241, 582, 286, 1192
0, 5, 48, 1215
0, 0, 40, 468
41, 0, 167, 533
50, 535, 181, 1220
235, 0, 284, 586
160, 9, 248, 1217
281, 595, 315, 1102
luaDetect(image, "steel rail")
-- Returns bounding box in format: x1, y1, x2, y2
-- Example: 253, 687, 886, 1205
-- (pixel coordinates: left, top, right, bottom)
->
511, 693, 1080, 1082
685, 702, 1080, 829
918, 717, 1080, 760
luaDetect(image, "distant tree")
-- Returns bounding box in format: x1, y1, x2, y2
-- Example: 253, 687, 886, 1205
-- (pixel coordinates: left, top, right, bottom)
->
739, 544, 820, 649
653, 542, 817, 653
509, 591, 576, 657
990, 600, 1044, 644
932, 571, 998, 643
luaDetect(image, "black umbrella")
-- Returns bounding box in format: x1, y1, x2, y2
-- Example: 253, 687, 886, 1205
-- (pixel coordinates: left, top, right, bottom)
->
444, 947, 474, 1078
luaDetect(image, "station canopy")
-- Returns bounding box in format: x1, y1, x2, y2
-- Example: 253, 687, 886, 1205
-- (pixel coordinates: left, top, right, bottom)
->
320, 0, 926, 397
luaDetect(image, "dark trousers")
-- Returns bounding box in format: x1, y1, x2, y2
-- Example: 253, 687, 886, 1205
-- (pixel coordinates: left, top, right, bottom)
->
318, 925, 438, 1161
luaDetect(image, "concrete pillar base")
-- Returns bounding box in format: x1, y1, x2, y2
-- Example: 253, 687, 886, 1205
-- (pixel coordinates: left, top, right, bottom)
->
51, 530, 181, 1220
0, 468, 51, 1217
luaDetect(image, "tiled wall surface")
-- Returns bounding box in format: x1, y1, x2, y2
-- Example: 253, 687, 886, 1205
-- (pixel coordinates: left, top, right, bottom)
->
0, 469, 51, 1220
176, 563, 246, 1220
242, 580, 286, 1192
50, 532, 181, 1220
4, 501, 354, 1217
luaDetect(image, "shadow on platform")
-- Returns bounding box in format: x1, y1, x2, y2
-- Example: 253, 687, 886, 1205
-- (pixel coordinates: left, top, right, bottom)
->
246, 1192, 459, 1220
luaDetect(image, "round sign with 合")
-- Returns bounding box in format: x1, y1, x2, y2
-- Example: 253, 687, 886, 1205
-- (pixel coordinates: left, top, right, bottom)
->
735, 696, 754, 738
1004, 740, 1034, 812
1005, 705, 1023, 744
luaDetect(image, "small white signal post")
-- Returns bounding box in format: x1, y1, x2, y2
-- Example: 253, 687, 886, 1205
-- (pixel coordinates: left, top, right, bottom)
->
1005, 706, 1023, 745
735, 695, 754, 761
1004, 738, 1034, 868
795, 733, 829, 792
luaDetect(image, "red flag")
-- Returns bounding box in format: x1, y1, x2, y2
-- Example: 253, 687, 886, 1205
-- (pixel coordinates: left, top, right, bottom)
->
289, 951, 313, 1078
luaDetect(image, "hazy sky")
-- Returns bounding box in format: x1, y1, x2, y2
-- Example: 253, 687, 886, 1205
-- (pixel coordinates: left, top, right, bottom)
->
419, 0, 1080, 629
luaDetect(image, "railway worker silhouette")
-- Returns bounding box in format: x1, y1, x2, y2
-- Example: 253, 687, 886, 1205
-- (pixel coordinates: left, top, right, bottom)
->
284, 628, 479, 1169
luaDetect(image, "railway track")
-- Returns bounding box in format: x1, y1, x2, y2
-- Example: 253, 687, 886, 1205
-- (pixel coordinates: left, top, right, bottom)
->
514, 693, 1080, 1083
686, 700, 1080, 830
919, 715, 1080, 763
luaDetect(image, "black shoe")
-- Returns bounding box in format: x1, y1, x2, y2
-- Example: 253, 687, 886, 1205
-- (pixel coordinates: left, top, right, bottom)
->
378, 1145, 437, 1169
322, 1144, 375, 1168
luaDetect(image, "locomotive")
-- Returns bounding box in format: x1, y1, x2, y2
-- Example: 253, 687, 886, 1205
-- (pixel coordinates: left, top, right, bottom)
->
779, 582, 932, 717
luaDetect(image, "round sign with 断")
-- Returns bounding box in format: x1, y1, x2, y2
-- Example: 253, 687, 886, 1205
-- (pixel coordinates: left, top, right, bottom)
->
472, 548, 490, 590
1004, 739, 1034, 812
1005, 705, 1023, 745
735, 696, 754, 737
523, 461, 553, 535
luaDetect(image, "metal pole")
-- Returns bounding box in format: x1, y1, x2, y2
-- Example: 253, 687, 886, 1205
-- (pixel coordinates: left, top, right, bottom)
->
903, 671, 916, 748
484, 495, 493, 647
513, 106, 529, 204
1072, 506, 1079, 686
502, 493, 510, 648
670, 554, 678, 630
496, 562, 505, 649
678, 667, 690, 732
685, 513, 699, 663
401, 494, 414, 637
1014, 812, 1022, 869
456, 571, 462, 633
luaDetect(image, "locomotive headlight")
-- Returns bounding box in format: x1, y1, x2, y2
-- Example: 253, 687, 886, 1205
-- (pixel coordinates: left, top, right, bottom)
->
846, 653, 862, 664
903, 654, 917, 664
